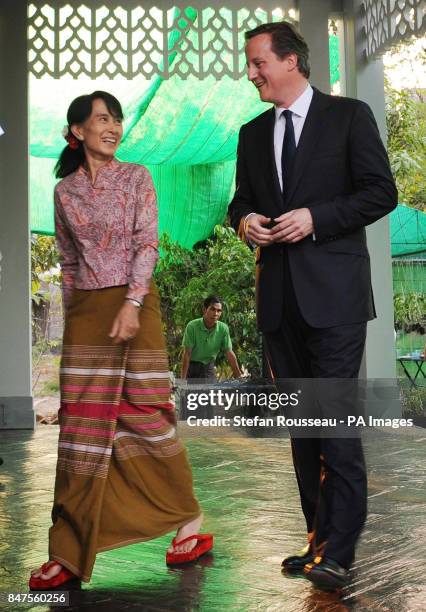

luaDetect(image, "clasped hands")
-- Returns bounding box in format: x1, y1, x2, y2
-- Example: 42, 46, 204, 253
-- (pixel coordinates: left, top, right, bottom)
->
109, 301, 140, 344
245, 208, 314, 246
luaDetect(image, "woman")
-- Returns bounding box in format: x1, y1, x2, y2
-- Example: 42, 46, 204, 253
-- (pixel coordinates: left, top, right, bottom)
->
29, 91, 212, 590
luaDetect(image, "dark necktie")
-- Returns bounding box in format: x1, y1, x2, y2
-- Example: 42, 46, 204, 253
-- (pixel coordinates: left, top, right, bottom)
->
281, 109, 296, 207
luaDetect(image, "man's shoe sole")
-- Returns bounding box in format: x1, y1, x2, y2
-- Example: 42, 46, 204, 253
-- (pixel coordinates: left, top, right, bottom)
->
305, 567, 349, 591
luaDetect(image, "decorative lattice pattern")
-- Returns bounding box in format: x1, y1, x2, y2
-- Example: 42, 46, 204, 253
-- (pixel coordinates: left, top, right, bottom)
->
363, 0, 426, 58
28, 3, 297, 79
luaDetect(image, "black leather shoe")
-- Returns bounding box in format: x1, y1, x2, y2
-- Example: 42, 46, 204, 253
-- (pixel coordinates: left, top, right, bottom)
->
281, 544, 314, 573
304, 557, 350, 591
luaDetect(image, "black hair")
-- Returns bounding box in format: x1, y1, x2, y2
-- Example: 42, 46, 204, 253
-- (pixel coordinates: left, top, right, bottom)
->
203, 295, 222, 309
54, 91, 123, 179
245, 21, 310, 79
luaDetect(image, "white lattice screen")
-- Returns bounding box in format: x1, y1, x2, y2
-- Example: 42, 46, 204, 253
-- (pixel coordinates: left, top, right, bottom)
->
28, 2, 298, 79
363, 0, 426, 57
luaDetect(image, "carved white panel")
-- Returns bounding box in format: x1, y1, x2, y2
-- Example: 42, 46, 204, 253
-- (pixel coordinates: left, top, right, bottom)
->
363, 0, 426, 58
28, 3, 298, 79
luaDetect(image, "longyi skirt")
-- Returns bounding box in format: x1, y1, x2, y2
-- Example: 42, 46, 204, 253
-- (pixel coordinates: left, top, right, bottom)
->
48, 284, 200, 581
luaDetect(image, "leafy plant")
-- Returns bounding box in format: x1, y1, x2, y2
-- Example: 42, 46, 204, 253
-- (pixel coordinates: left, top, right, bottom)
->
401, 386, 426, 417
31, 234, 60, 300
385, 83, 426, 211
31, 233, 61, 349
393, 292, 426, 328
41, 380, 60, 395
154, 226, 262, 377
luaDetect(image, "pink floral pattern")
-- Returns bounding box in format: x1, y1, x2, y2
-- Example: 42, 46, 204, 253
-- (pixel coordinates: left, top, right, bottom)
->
54, 159, 158, 309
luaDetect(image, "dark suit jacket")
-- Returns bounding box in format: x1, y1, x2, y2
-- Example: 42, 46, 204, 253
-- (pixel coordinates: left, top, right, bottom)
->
228, 88, 398, 331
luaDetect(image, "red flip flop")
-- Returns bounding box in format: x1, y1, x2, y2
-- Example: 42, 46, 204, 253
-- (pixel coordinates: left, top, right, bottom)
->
29, 561, 80, 590
166, 533, 214, 565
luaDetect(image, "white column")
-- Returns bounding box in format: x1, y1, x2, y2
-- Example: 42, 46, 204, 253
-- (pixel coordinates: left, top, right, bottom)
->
298, 0, 331, 93
0, 0, 34, 428
344, 0, 396, 378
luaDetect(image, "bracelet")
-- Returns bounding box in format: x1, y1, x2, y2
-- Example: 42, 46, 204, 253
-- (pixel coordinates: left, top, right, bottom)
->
125, 298, 142, 308
244, 212, 256, 236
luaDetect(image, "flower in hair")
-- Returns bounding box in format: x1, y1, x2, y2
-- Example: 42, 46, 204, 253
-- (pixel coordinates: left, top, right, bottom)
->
62, 124, 80, 150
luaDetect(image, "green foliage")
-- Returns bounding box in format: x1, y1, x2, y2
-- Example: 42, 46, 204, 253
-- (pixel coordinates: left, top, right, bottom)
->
32, 342, 61, 395
386, 84, 426, 211
41, 379, 60, 395
31, 234, 61, 345
393, 292, 426, 328
154, 226, 261, 377
31, 234, 60, 304
33, 339, 62, 360
401, 386, 426, 417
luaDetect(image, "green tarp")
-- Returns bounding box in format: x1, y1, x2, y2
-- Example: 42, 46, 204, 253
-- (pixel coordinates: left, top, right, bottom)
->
30, 10, 341, 248
390, 204, 426, 258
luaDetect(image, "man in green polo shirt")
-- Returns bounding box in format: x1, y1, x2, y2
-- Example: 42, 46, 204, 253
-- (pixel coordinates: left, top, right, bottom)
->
181, 295, 243, 381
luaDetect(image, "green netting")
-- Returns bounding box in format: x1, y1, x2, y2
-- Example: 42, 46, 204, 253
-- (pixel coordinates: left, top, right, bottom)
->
329, 35, 340, 86
392, 258, 425, 294
390, 205, 426, 295
390, 204, 426, 258
30, 12, 342, 249
29, 70, 265, 246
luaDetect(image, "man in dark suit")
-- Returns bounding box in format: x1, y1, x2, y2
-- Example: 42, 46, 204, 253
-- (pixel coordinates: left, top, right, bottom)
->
229, 21, 397, 591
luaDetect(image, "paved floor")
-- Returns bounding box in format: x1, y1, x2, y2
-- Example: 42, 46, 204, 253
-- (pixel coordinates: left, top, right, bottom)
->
0, 424, 425, 611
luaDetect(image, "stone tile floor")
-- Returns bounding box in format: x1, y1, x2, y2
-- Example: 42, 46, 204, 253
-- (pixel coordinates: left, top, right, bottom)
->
0, 424, 425, 611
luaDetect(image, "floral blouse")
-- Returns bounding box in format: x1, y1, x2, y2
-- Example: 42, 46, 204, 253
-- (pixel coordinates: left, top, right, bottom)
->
54, 159, 158, 308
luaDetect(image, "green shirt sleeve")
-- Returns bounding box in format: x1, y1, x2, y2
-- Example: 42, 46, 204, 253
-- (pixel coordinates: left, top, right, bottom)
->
222, 324, 232, 352
183, 321, 195, 349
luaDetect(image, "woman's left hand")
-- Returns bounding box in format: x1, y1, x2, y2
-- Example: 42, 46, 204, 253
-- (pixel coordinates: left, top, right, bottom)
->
109, 302, 140, 344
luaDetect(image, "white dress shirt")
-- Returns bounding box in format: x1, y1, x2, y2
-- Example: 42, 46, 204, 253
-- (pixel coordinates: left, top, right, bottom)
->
274, 83, 313, 191
244, 84, 315, 241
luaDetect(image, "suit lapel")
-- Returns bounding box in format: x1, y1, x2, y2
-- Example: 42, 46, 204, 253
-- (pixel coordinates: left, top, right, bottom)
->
285, 88, 331, 206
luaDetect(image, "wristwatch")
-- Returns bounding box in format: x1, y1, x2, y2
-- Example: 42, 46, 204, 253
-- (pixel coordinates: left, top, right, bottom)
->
125, 298, 143, 308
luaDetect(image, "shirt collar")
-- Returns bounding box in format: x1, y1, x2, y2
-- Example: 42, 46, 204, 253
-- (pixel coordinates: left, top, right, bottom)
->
201, 317, 216, 332
274, 83, 313, 122
77, 157, 120, 177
